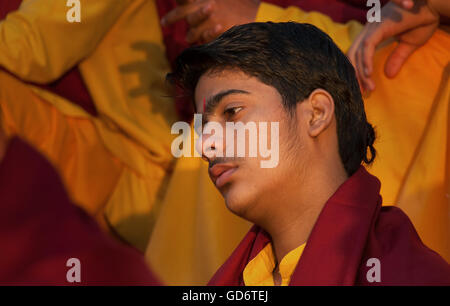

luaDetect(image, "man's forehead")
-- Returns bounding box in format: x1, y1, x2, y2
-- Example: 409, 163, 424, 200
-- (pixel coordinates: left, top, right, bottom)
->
194, 71, 271, 111
195, 70, 251, 95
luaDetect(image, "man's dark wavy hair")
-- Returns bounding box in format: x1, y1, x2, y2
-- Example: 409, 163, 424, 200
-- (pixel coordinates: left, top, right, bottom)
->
168, 22, 376, 176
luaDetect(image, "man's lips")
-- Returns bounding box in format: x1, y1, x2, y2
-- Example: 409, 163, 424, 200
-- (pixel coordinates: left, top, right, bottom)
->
209, 163, 238, 188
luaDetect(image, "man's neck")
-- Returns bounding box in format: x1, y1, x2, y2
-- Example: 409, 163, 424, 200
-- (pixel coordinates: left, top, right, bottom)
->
265, 164, 348, 265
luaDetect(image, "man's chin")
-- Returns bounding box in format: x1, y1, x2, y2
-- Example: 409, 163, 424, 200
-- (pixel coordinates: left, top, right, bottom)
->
222, 185, 253, 218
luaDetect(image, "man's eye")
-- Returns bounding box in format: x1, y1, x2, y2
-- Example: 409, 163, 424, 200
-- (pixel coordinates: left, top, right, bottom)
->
223, 107, 243, 118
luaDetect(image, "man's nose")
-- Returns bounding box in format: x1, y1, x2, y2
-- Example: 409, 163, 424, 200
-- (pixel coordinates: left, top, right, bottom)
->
200, 140, 214, 163
196, 123, 225, 162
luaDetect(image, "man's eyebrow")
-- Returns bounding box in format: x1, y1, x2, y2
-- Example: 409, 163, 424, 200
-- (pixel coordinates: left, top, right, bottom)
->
203, 89, 250, 114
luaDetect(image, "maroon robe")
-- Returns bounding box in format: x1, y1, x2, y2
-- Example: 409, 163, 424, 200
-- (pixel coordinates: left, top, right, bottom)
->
0, 138, 160, 285
208, 167, 450, 286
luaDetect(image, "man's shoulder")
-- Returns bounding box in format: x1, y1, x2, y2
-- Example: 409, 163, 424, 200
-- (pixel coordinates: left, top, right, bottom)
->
364, 206, 450, 285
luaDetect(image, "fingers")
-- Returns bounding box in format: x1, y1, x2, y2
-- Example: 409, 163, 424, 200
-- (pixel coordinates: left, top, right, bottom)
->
384, 42, 417, 78
348, 23, 388, 92
390, 0, 415, 10
161, 1, 207, 27
347, 39, 364, 91
347, 28, 371, 92
360, 28, 384, 79
186, 2, 213, 27
355, 44, 374, 92
161, 0, 222, 44
187, 23, 222, 44
349, 0, 433, 93
201, 24, 223, 43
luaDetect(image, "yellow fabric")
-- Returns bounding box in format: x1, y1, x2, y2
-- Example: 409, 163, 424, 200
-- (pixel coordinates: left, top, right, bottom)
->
0, 0, 131, 83
147, 2, 449, 286
364, 30, 450, 262
0, 71, 122, 219
243, 243, 306, 286
0, 0, 177, 251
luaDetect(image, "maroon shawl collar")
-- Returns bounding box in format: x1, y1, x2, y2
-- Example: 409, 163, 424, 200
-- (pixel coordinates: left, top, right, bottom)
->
208, 166, 383, 285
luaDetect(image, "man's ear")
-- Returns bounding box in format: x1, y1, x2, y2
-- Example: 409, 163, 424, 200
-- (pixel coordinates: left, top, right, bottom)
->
296, 89, 335, 138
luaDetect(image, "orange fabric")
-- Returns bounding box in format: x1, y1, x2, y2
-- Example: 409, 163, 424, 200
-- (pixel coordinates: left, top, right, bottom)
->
364, 30, 450, 261
0, 71, 122, 218
0, 0, 177, 252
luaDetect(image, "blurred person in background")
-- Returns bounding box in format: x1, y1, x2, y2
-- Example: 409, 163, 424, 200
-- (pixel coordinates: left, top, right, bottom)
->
0, 122, 160, 285
0, 0, 178, 255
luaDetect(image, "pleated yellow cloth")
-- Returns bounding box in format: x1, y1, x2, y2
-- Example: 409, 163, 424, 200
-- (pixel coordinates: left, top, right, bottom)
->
0, 0, 177, 251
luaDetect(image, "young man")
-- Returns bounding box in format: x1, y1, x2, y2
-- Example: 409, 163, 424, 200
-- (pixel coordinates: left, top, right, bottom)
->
169, 22, 450, 285
149, 1, 450, 285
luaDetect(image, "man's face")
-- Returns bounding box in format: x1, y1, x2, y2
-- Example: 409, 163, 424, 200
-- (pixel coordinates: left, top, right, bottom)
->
194, 69, 308, 222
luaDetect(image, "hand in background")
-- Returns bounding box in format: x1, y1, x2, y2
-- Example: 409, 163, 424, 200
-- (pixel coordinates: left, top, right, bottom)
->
347, 0, 439, 92
161, 0, 261, 44
390, 0, 416, 10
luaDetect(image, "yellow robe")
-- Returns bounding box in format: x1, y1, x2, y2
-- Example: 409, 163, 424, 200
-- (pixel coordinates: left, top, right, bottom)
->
0, 0, 177, 251
146, 3, 449, 285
